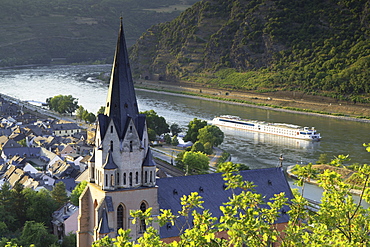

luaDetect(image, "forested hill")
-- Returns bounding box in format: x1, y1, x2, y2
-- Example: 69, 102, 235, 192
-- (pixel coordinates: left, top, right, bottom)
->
0, 0, 199, 66
130, 0, 370, 103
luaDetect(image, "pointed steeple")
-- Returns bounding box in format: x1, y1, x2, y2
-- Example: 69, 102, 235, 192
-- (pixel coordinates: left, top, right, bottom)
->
104, 18, 139, 136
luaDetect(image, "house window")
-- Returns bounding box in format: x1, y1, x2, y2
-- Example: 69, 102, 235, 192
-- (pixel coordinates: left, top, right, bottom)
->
111, 174, 114, 187
145, 171, 148, 183
129, 172, 132, 187
117, 173, 120, 184
105, 174, 108, 187
111, 126, 113, 133
123, 173, 126, 185
111, 141, 113, 151
135, 172, 138, 184
139, 202, 147, 233
130, 141, 133, 152
130, 126, 132, 133
117, 204, 125, 232
150, 171, 153, 183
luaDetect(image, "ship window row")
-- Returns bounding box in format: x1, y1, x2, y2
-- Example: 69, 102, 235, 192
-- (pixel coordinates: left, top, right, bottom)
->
219, 119, 254, 126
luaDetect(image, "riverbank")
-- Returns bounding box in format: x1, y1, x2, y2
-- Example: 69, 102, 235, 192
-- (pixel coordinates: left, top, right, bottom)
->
286, 164, 363, 196
135, 80, 370, 123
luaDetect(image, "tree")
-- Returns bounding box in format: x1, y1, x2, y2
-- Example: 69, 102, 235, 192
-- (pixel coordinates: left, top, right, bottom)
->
23, 188, 57, 229
198, 125, 224, 147
0, 183, 16, 234
216, 161, 249, 172
85, 112, 97, 123
76, 105, 86, 120
170, 123, 181, 136
70, 181, 88, 206
182, 151, 209, 175
97, 106, 105, 115
11, 182, 26, 231
51, 182, 69, 207
76, 105, 96, 123
20, 221, 57, 247
163, 134, 172, 144
190, 141, 204, 153
183, 118, 207, 143
140, 110, 169, 136
46, 95, 79, 115
171, 135, 179, 146
316, 153, 329, 164
147, 128, 157, 142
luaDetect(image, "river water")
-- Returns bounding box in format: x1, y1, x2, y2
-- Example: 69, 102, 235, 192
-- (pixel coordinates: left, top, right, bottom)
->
1, 65, 370, 202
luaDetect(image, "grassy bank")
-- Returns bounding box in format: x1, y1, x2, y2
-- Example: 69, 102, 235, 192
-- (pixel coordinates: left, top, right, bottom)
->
135, 80, 370, 123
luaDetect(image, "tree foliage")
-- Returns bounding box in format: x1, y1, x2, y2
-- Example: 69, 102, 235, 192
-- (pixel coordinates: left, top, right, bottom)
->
181, 151, 209, 175
0, 183, 61, 245
20, 221, 57, 247
197, 125, 224, 154
183, 118, 207, 143
140, 110, 169, 137
77, 105, 96, 123
51, 182, 69, 207
46, 95, 79, 115
70, 180, 88, 206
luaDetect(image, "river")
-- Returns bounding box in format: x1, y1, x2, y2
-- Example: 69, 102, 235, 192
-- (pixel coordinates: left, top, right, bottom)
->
1, 64, 369, 202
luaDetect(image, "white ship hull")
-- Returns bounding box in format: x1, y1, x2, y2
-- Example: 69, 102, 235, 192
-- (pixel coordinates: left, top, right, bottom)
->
211, 115, 321, 141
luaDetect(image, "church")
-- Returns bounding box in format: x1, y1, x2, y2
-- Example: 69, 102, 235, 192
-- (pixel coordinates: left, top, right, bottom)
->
77, 20, 294, 247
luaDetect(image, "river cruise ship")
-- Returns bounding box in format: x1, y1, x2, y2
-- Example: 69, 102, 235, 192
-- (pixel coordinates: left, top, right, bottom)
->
211, 115, 321, 141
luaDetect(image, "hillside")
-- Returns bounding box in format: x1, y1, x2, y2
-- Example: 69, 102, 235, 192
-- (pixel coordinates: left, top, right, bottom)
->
130, 0, 370, 105
0, 0, 199, 66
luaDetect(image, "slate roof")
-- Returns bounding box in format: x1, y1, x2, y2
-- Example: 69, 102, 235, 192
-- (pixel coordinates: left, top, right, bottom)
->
102, 151, 118, 170
98, 208, 112, 235
156, 167, 294, 239
142, 148, 156, 167
2, 147, 41, 159
102, 20, 139, 138
51, 123, 82, 131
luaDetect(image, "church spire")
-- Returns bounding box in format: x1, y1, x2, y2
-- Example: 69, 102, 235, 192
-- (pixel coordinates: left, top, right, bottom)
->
104, 18, 139, 136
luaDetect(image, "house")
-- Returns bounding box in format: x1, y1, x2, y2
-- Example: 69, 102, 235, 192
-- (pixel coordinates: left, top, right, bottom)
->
52, 202, 79, 240
1, 146, 41, 162
50, 123, 83, 137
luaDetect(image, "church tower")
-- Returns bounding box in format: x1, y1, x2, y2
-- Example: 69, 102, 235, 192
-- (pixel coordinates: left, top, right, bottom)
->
77, 20, 158, 247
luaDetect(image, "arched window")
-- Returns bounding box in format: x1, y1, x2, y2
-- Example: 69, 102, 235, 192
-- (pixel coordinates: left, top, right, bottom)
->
117, 204, 125, 232
129, 172, 132, 187
135, 172, 138, 184
123, 173, 126, 185
139, 202, 147, 233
